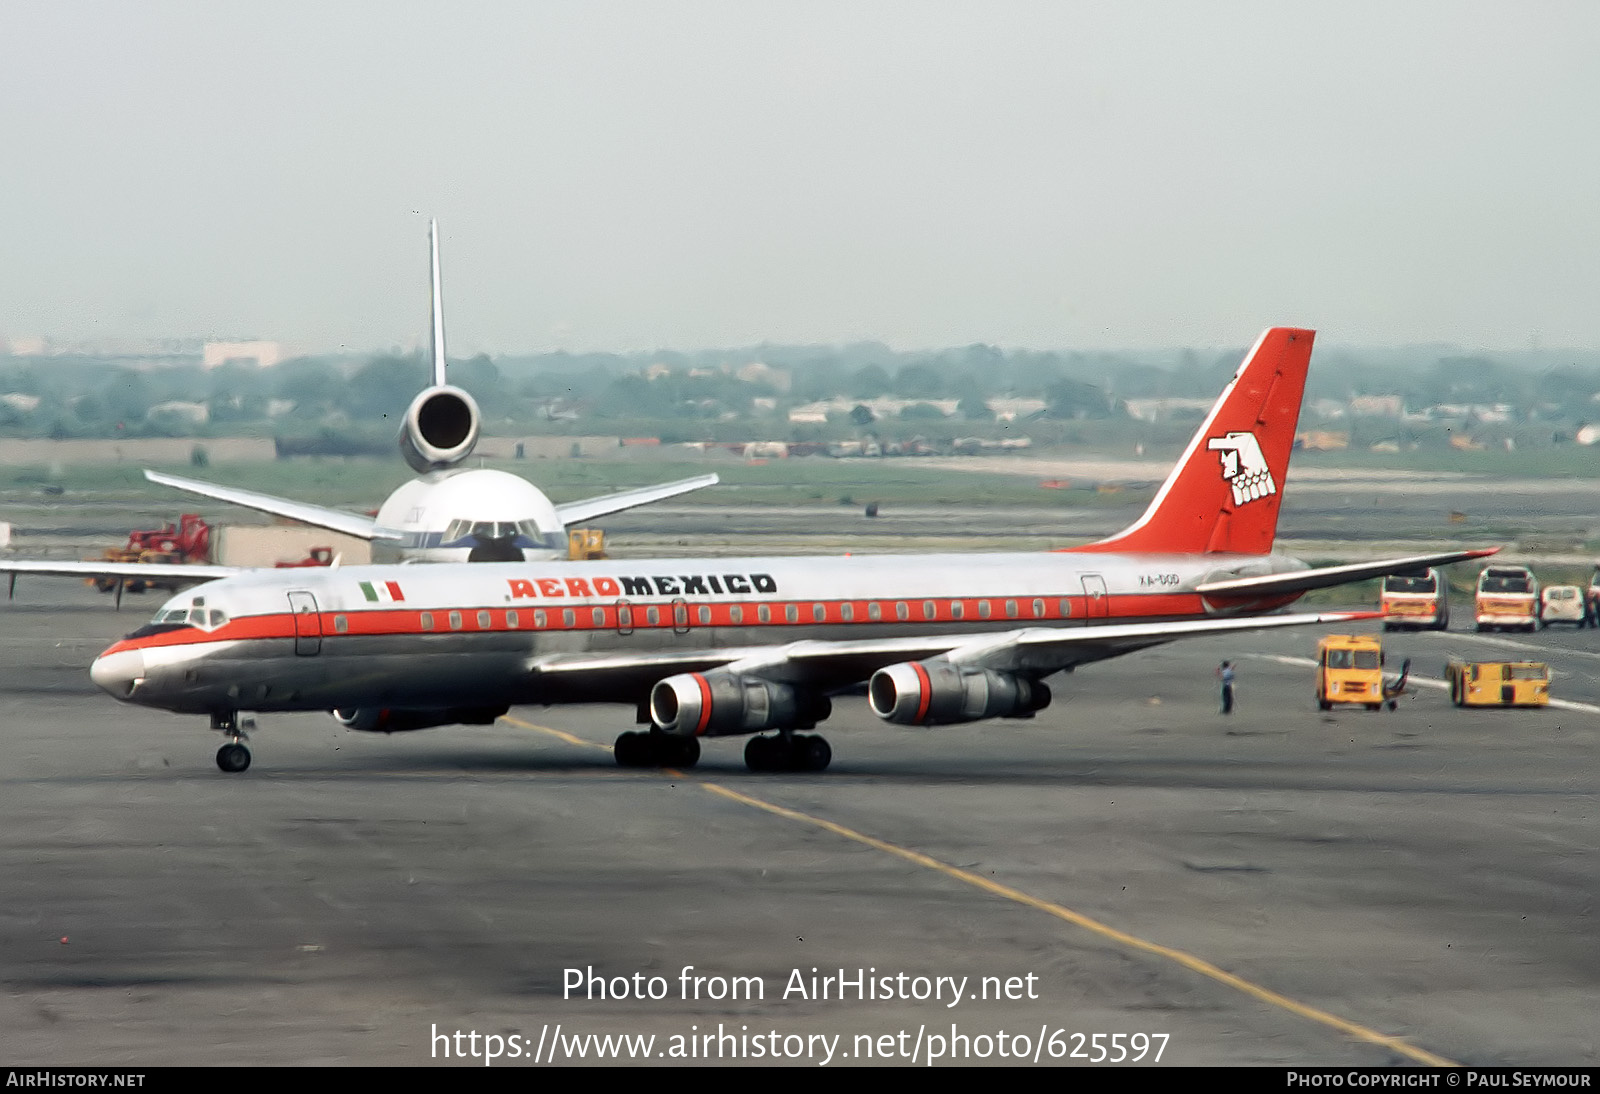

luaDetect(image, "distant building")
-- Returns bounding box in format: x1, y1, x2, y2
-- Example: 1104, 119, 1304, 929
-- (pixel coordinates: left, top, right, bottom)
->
1, 393, 41, 413
203, 341, 282, 369
146, 400, 210, 425
1123, 397, 1215, 422
1349, 395, 1403, 417
1295, 430, 1349, 451
737, 362, 792, 392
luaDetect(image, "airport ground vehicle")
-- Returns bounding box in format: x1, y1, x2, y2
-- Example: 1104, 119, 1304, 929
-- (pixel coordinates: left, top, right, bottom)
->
1315, 634, 1410, 711
1586, 566, 1600, 627
1475, 565, 1539, 632
1380, 568, 1449, 631
88, 514, 212, 594
1445, 659, 1549, 707
1539, 585, 1585, 627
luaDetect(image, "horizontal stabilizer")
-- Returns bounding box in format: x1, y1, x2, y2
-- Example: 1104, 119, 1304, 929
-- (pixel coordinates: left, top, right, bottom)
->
145, 470, 398, 541
1195, 548, 1499, 598
554, 474, 719, 526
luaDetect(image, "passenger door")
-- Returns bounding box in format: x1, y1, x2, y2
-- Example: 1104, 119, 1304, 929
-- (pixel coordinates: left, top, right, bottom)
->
287, 590, 322, 656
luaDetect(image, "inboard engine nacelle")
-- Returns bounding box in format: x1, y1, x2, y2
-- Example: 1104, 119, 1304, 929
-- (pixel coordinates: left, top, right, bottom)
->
867, 661, 1050, 726
333, 706, 508, 733
399, 384, 481, 472
650, 673, 831, 737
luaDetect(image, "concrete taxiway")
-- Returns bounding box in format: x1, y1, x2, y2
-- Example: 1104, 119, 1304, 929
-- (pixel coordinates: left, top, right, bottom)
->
0, 581, 1594, 1066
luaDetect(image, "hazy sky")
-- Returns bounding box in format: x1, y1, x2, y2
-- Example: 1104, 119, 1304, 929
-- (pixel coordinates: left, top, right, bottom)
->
3, 2, 1598, 354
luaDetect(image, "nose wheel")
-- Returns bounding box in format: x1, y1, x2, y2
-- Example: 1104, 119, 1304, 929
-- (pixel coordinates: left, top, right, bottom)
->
210, 710, 253, 774
216, 743, 251, 773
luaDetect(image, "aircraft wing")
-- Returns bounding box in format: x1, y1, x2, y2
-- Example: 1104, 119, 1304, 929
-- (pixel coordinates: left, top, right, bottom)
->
144, 470, 399, 541
1194, 548, 1500, 598
528, 610, 1379, 700
0, 560, 241, 582
553, 474, 719, 526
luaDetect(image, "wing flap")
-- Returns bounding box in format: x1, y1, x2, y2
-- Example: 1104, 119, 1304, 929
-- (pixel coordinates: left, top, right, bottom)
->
528, 611, 1382, 697
1195, 548, 1498, 598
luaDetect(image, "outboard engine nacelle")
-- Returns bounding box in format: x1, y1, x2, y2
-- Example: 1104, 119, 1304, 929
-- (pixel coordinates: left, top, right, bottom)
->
650, 673, 830, 737
868, 661, 1050, 726
399, 384, 481, 472
333, 705, 507, 733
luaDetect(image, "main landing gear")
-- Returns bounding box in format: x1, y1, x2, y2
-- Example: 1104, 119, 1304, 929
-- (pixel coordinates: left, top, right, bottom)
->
211, 710, 253, 773
613, 730, 701, 769
744, 733, 831, 773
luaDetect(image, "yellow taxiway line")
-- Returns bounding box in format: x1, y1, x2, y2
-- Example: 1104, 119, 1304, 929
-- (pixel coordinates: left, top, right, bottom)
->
502, 714, 1456, 1067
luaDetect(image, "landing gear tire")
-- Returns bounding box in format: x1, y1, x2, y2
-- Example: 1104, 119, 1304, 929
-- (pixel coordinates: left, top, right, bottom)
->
614, 730, 700, 768
744, 733, 831, 773
216, 743, 251, 773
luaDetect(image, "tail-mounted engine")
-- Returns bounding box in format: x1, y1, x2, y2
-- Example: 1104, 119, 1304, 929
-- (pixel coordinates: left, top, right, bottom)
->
867, 660, 1050, 726
333, 705, 507, 733
650, 673, 830, 737
399, 384, 481, 472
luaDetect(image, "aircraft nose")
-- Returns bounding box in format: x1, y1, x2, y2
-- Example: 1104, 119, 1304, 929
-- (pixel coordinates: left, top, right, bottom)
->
90, 648, 145, 699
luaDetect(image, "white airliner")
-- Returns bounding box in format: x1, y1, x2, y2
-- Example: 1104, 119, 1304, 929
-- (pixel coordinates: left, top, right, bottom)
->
89, 327, 1496, 775
0, 221, 717, 594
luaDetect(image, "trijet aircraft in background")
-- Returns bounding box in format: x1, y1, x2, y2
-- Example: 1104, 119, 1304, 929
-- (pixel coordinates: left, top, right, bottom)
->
0, 221, 717, 597
89, 328, 1496, 774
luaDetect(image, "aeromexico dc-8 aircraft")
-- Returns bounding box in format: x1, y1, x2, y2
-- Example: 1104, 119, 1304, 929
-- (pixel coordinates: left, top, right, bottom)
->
89, 328, 1496, 775
0, 220, 717, 594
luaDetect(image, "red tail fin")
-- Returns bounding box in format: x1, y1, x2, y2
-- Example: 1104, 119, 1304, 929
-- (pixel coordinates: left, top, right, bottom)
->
1072, 327, 1313, 556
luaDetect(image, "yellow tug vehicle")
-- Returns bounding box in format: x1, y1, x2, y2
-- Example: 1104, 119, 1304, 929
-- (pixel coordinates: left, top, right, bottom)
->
1446, 659, 1549, 707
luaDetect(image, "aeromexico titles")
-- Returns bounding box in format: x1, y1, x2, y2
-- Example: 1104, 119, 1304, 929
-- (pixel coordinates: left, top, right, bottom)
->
0, 220, 718, 595
89, 327, 1497, 775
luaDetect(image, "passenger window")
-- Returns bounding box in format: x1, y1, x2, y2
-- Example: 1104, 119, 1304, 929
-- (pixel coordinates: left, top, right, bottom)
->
950, 601, 964, 620
534, 610, 547, 628
1059, 599, 1072, 618
421, 612, 434, 631
698, 606, 711, 625
1005, 600, 1018, 619
478, 610, 492, 629
647, 607, 660, 626
895, 601, 909, 621
731, 605, 744, 624
449, 611, 462, 631
840, 603, 854, 622
1032, 599, 1044, 618
812, 603, 826, 622
785, 604, 799, 623
563, 609, 576, 628
593, 607, 606, 627
333, 615, 348, 633
757, 604, 771, 623
868, 603, 882, 621
923, 601, 936, 620
978, 600, 991, 619
506, 610, 518, 628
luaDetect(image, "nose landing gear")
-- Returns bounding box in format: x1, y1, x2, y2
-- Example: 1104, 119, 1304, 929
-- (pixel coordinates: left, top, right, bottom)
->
211, 710, 253, 773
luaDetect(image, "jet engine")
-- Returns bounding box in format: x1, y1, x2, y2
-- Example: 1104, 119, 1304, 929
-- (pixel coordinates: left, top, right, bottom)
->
333, 705, 507, 733
399, 384, 481, 472
649, 673, 830, 737
867, 661, 1050, 726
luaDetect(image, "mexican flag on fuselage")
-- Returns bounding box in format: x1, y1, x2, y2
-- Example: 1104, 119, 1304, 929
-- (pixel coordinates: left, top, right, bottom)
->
359, 580, 405, 603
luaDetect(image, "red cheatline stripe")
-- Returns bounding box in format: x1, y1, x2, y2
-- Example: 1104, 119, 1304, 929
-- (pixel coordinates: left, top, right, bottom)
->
103, 590, 1220, 657
693, 673, 713, 736
911, 661, 933, 724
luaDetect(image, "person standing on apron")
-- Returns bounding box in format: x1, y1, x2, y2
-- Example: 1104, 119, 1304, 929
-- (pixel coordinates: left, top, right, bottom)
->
1217, 661, 1235, 714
